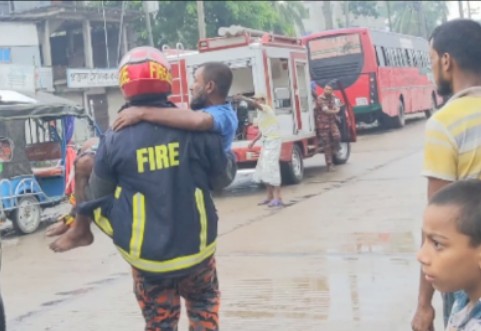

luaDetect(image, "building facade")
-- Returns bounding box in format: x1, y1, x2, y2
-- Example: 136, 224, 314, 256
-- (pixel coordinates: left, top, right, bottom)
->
0, 0, 138, 142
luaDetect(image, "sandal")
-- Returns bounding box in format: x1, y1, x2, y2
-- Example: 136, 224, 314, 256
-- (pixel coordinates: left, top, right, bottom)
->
258, 199, 272, 206
268, 199, 284, 208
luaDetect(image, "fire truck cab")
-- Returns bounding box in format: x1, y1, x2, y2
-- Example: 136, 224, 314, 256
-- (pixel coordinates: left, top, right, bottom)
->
167, 27, 355, 184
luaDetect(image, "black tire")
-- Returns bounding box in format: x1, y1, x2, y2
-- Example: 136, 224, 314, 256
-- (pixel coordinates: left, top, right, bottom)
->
12, 196, 41, 235
378, 113, 392, 130
280, 144, 304, 185
333, 142, 351, 165
391, 99, 406, 128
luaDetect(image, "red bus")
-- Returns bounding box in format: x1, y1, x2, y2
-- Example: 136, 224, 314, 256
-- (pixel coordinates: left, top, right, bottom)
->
303, 28, 439, 128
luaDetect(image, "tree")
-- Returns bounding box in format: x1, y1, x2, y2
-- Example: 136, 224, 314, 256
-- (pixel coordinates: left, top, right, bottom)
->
389, 1, 448, 37
343, 1, 380, 28
323, 1, 334, 29
345, 1, 380, 19
95, 1, 308, 50
272, 1, 309, 36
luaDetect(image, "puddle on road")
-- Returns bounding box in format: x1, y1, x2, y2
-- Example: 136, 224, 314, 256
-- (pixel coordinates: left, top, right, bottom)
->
223, 277, 330, 321
325, 232, 416, 255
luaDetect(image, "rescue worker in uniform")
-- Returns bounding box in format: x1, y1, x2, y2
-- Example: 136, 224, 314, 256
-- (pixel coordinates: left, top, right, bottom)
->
46, 61, 238, 239
51, 46, 231, 330
315, 80, 342, 171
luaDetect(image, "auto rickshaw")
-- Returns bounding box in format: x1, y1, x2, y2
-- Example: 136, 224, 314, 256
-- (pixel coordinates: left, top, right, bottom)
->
0, 90, 99, 234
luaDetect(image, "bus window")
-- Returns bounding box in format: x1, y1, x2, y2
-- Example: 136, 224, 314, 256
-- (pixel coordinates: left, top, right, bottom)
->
374, 46, 380, 66
404, 49, 412, 67
387, 48, 393, 66
411, 49, 418, 67
307, 33, 364, 88
390, 48, 398, 67
381, 47, 389, 66
393, 49, 400, 67
397, 49, 405, 67
423, 52, 429, 68
417, 50, 424, 68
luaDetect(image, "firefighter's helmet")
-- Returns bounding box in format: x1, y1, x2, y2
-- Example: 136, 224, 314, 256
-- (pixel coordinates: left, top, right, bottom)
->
118, 46, 172, 101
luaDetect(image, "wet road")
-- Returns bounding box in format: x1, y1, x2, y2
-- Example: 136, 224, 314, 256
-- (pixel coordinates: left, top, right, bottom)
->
2, 116, 444, 330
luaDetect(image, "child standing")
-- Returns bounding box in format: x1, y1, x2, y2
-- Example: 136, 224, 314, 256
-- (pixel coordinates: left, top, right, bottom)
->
235, 93, 283, 208
417, 179, 481, 330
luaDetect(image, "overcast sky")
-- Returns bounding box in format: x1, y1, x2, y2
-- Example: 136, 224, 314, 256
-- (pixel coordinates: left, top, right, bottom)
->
447, 1, 480, 20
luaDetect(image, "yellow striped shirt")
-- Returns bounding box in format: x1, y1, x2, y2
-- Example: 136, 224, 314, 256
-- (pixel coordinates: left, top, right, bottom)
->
423, 96, 481, 181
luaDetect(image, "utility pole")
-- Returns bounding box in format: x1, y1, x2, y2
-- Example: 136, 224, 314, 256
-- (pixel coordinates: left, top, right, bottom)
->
143, 1, 154, 46
458, 0, 464, 18
117, 0, 126, 64
467, 1, 472, 19
197, 0, 206, 39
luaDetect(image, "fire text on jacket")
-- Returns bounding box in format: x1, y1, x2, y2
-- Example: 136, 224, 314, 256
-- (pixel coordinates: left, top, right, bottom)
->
136, 142, 180, 173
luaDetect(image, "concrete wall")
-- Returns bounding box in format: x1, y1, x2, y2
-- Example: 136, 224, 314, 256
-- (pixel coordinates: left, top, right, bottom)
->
9, 46, 41, 66
0, 22, 41, 66
0, 22, 39, 46
106, 88, 124, 121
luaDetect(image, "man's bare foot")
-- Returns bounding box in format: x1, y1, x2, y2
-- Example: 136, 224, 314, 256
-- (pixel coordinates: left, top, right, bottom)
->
45, 221, 70, 237
49, 227, 94, 253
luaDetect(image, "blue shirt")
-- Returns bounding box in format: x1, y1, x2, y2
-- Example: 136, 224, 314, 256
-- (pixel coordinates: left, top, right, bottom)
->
203, 103, 238, 153
446, 291, 481, 330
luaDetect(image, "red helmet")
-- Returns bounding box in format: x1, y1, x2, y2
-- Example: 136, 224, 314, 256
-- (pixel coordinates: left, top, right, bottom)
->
118, 46, 172, 100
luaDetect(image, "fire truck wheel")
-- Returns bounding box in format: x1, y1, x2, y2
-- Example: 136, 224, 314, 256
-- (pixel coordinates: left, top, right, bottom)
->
333, 142, 351, 165
281, 144, 304, 185
12, 196, 41, 235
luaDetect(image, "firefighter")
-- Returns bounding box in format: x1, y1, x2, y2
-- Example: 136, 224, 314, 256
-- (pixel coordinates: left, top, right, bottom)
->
46, 61, 238, 239
315, 80, 342, 171
49, 46, 230, 330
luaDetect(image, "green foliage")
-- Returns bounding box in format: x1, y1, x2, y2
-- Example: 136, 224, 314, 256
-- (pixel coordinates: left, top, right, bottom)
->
389, 1, 449, 37
91, 1, 309, 49
346, 1, 380, 19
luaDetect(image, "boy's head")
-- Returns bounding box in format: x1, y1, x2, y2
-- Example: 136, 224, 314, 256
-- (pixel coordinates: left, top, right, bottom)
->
417, 179, 481, 294
190, 62, 233, 110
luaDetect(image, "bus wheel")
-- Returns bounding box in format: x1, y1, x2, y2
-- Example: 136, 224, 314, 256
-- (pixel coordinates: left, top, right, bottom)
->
333, 142, 351, 165
391, 100, 406, 128
425, 95, 438, 119
281, 144, 304, 185
13, 196, 41, 235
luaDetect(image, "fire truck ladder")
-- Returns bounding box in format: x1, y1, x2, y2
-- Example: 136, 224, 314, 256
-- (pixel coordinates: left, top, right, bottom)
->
217, 25, 302, 46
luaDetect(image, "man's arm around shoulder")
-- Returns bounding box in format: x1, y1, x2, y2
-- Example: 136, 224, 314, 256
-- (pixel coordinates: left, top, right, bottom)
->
113, 106, 214, 131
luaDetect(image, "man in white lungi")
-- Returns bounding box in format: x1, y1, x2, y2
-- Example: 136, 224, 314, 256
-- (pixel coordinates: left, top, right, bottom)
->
236, 93, 283, 207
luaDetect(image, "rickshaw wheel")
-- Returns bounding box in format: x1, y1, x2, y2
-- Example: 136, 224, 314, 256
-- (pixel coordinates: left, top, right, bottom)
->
13, 196, 41, 235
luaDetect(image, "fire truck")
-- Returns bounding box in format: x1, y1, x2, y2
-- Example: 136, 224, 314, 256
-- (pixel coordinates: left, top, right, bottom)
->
165, 26, 357, 184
